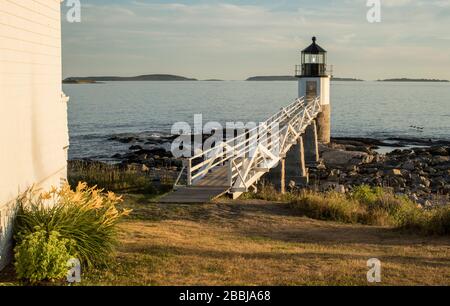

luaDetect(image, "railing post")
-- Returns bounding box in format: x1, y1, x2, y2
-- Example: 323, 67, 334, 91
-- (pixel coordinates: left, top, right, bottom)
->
280, 158, 286, 194
228, 159, 234, 188
185, 159, 192, 186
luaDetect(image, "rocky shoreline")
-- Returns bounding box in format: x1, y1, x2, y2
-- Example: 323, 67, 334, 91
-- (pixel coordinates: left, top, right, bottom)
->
70, 133, 450, 206
310, 139, 450, 208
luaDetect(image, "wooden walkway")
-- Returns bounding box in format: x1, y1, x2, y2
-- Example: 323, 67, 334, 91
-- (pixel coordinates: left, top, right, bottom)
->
159, 166, 229, 203
160, 97, 322, 204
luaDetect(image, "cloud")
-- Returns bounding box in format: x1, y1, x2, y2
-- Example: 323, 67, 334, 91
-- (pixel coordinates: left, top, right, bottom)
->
382, 0, 412, 7
62, 0, 450, 80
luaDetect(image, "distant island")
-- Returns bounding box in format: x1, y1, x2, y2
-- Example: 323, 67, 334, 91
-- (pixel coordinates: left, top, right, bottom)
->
246, 76, 297, 81
246, 76, 364, 81
378, 78, 449, 82
62, 79, 100, 84
63, 74, 198, 83
332, 77, 364, 82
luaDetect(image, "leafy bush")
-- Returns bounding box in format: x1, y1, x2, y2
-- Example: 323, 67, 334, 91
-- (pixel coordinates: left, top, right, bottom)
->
15, 183, 131, 269
14, 230, 75, 284
352, 185, 383, 205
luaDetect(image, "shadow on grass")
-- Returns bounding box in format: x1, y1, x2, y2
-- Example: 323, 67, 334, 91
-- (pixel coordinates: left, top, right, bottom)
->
119, 243, 450, 270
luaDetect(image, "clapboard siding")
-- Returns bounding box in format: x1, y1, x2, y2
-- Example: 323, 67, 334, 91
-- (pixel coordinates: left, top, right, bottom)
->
0, 0, 68, 270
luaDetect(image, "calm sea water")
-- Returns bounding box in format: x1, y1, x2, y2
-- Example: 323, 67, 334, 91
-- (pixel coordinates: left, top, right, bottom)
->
64, 81, 450, 161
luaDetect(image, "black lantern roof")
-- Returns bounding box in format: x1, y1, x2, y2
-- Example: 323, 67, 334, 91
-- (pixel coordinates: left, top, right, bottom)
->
302, 37, 326, 54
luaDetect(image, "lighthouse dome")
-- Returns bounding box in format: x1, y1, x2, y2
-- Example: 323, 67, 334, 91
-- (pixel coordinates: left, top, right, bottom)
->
302, 37, 327, 54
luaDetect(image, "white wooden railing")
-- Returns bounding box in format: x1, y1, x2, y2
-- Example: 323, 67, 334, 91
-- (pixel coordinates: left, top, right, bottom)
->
174, 97, 322, 196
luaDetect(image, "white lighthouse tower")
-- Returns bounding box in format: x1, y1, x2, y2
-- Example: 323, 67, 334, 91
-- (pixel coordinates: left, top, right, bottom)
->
296, 37, 331, 144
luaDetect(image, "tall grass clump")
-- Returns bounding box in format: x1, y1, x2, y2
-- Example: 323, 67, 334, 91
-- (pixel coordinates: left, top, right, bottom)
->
68, 161, 166, 194
398, 205, 450, 235
351, 185, 420, 226
288, 185, 449, 235
427, 206, 450, 235
241, 184, 297, 202
15, 183, 131, 272
290, 191, 364, 224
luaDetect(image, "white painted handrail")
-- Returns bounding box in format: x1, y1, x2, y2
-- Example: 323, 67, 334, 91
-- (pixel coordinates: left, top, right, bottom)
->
176, 97, 322, 194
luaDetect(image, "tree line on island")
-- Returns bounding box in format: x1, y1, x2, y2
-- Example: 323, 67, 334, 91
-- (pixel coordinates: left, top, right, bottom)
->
63, 74, 449, 83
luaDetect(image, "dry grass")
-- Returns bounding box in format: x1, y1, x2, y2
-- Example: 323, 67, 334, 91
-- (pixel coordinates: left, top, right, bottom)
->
2, 194, 449, 286
76, 195, 450, 286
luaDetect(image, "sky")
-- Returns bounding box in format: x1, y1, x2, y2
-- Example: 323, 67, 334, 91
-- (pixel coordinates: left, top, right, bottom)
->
61, 0, 450, 80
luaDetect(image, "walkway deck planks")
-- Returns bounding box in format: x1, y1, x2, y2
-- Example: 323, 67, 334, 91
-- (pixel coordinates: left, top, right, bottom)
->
160, 97, 322, 204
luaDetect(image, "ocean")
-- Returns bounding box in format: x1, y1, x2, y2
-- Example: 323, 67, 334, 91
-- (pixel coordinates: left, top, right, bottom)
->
64, 81, 450, 161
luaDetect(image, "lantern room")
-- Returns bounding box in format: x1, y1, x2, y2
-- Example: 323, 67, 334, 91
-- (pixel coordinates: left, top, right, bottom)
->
296, 37, 328, 77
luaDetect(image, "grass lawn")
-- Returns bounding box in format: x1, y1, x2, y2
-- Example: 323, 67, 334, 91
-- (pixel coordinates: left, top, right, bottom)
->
82, 195, 450, 286
1, 194, 449, 286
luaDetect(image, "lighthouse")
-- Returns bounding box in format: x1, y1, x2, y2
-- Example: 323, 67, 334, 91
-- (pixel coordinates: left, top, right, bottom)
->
296, 37, 331, 144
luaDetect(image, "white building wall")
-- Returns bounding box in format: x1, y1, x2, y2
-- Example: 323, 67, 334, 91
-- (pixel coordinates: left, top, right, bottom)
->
0, 0, 68, 269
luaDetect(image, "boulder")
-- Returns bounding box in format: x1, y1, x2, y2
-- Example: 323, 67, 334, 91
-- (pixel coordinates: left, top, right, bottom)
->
387, 169, 402, 176
322, 150, 374, 166
420, 176, 431, 188
431, 156, 450, 165
335, 184, 346, 194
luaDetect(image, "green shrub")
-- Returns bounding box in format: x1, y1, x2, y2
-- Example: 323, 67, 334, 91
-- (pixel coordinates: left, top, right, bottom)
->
361, 191, 420, 226
352, 185, 384, 205
14, 230, 75, 284
15, 183, 131, 269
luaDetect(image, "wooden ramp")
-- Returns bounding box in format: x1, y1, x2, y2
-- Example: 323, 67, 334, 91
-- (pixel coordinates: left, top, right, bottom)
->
160, 166, 229, 204
166, 97, 322, 202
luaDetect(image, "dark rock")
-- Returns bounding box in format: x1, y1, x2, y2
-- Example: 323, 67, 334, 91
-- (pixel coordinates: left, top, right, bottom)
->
109, 136, 137, 144
129, 145, 143, 151
429, 146, 448, 156
401, 161, 415, 171
387, 169, 402, 176
431, 156, 450, 165
443, 185, 450, 194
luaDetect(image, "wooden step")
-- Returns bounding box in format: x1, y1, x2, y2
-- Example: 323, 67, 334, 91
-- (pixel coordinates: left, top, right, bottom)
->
159, 186, 229, 204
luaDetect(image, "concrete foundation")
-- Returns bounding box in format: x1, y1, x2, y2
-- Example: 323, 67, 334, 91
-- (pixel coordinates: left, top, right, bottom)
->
266, 137, 309, 191
285, 137, 308, 183
316, 104, 331, 144
304, 121, 319, 164
280, 159, 286, 194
